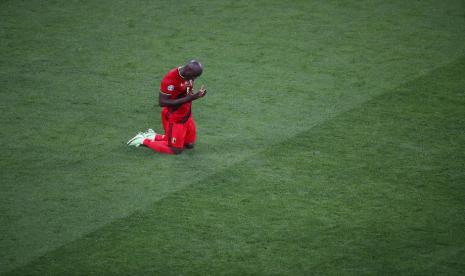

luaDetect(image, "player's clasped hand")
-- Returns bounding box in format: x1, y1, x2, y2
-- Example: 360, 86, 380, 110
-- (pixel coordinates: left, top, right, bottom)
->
193, 84, 207, 99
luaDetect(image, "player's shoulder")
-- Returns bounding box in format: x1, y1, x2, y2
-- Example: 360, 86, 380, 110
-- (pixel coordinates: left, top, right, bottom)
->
163, 67, 181, 81
160, 67, 181, 94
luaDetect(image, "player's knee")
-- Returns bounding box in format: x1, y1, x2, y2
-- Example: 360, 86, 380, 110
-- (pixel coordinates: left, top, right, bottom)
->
184, 143, 195, 149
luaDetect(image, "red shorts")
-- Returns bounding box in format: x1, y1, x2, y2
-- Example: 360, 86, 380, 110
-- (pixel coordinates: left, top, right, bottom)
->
162, 108, 196, 149
162, 107, 169, 134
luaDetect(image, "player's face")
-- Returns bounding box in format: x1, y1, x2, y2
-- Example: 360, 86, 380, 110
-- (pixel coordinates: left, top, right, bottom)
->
185, 71, 201, 80
182, 63, 203, 80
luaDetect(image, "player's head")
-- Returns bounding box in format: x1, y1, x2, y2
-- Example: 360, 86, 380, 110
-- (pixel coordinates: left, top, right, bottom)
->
181, 60, 203, 80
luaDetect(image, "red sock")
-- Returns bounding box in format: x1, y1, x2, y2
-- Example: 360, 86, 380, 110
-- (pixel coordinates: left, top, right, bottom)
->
143, 139, 175, 154
155, 134, 166, 141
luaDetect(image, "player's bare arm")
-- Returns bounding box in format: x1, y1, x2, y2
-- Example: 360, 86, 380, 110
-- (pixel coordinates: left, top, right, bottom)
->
159, 85, 207, 107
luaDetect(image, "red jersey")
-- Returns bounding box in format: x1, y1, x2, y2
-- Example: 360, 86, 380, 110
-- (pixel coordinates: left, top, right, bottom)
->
160, 67, 194, 123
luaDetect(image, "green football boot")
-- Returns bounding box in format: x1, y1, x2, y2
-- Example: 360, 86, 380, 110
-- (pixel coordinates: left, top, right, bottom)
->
126, 132, 145, 147
144, 128, 156, 140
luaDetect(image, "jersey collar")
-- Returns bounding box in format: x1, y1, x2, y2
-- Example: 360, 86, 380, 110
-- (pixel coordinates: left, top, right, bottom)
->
177, 66, 186, 79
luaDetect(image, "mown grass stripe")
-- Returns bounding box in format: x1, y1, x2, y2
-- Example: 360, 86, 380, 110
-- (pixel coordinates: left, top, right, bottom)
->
8, 57, 465, 275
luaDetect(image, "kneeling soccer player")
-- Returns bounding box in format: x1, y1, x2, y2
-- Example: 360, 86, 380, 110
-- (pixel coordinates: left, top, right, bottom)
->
126, 60, 207, 154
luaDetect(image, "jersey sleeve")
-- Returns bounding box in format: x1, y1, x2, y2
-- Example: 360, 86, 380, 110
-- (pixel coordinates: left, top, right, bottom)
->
160, 77, 176, 95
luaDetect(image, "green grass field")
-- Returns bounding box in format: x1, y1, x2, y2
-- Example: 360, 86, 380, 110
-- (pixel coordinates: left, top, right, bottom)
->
1, 0, 464, 274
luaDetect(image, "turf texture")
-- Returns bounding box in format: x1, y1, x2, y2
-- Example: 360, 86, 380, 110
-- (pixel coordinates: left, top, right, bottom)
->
1, 0, 464, 274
